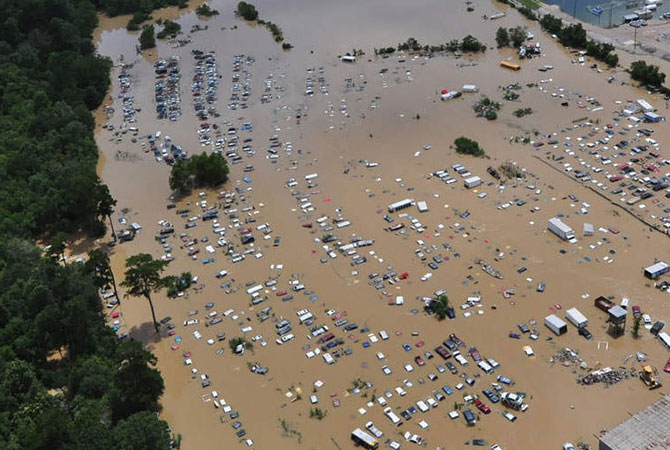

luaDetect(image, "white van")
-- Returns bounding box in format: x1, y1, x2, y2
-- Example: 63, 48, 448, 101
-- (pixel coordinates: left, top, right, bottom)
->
416, 400, 429, 413
322, 353, 335, 364
384, 407, 402, 426
379, 330, 389, 340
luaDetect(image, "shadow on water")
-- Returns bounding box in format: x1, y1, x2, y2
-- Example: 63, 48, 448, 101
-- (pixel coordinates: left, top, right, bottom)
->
127, 320, 165, 347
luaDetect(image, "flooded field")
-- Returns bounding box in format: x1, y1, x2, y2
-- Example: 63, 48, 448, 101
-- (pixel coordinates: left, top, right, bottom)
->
94, 1, 670, 448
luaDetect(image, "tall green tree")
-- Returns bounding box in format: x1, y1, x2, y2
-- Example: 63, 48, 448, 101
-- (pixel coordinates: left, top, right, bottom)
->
109, 342, 164, 422
431, 295, 450, 320
120, 254, 172, 333
139, 25, 156, 50
496, 27, 510, 48
112, 411, 171, 450
85, 248, 120, 305
96, 185, 117, 239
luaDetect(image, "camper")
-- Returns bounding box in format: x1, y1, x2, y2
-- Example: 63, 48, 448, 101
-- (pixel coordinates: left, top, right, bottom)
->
464, 176, 482, 189
388, 199, 414, 213
245, 284, 263, 296
500, 61, 521, 71
340, 55, 356, 63
462, 84, 479, 93
548, 217, 575, 241
644, 261, 670, 279
545, 314, 568, 336
304, 173, 319, 181
351, 428, 379, 449
565, 308, 588, 329
636, 98, 655, 112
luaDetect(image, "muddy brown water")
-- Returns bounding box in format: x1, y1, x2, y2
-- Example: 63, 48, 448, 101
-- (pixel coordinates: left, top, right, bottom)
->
93, 1, 670, 448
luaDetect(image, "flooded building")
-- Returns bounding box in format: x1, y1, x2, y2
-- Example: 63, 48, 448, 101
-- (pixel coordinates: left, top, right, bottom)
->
598, 395, 670, 450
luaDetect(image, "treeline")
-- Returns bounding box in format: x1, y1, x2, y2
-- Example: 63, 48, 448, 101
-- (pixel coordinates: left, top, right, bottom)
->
538, 14, 618, 67
374, 36, 487, 56
0, 0, 172, 448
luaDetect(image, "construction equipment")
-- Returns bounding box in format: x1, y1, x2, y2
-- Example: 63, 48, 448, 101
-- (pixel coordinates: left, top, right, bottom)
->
639, 365, 662, 390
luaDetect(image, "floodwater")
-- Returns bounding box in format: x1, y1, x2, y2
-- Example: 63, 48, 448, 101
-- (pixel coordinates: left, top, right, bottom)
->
94, 1, 670, 449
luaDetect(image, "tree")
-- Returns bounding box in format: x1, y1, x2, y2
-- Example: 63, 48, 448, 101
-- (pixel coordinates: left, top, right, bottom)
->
431, 295, 450, 320
47, 231, 69, 264
139, 25, 156, 50
109, 341, 165, 422
509, 26, 527, 48
454, 137, 485, 157
196, 4, 220, 17
236, 1, 259, 20
496, 27, 510, 48
85, 248, 120, 305
96, 184, 117, 239
632, 316, 641, 337
630, 60, 666, 88
112, 411, 171, 450
156, 20, 181, 39
120, 254, 172, 333
169, 152, 229, 193
229, 336, 252, 352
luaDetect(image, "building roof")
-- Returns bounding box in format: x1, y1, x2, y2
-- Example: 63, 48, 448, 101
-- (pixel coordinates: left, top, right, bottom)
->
599, 395, 670, 450
608, 305, 627, 319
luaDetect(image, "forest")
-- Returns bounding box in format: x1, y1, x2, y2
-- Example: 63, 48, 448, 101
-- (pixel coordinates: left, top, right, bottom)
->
0, 0, 172, 448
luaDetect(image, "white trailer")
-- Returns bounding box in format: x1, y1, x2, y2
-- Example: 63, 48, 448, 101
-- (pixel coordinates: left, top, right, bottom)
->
636, 98, 654, 112
565, 307, 588, 329
464, 176, 482, 189
388, 198, 414, 213
544, 314, 568, 336
548, 217, 575, 241
416, 201, 429, 213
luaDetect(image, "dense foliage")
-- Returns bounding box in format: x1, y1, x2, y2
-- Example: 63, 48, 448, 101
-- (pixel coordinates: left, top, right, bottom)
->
140, 24, 157, 49
496, 27, 510, 48
169, 152, 230, 193
375, 35, 486, 56
156, 20, 181, 40
0, 0, 172, 447
629, 60, 667, 88
473, 97, 501, 121
236, 1, 259, 21
196, 4, 220, 17
454, 137, 486, 157
0, 241, 168, 448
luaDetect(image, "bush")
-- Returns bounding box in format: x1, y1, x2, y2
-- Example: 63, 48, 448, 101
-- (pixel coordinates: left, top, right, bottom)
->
195, 4, 219, 17
156, 20, 181, 39
460, 35, 486, 53
473, 96, 501, 120
454, 137, 485, 157
236, 1, 259, 21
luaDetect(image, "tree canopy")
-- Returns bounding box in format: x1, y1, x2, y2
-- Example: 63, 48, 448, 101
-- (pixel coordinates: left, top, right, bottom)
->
0, 1, 172, 447
169, 152, 230, 193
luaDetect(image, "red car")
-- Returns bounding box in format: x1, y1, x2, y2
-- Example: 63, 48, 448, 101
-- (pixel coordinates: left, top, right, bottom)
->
664, 357, 670, 373
475, 399, 491, 414
632, 305, 641, 319
416, 341, 425, 348
414, 356, 425, 366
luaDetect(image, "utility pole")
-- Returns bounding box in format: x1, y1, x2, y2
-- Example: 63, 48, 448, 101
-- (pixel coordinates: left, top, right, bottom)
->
573, 0, 577, 18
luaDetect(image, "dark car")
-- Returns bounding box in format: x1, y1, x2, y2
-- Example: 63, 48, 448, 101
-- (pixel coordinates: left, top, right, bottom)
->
463, 408, 477, 426
446, 361, 458, 374
578, 327, 593, 340
482, 389, 500, 403
651, 321, 665, 336
518, 323, 530, 333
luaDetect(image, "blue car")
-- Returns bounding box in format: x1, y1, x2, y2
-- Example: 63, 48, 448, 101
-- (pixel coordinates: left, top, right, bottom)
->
482, 389, 500, 403
441, 385, 453, 395
403, 343, 412, 352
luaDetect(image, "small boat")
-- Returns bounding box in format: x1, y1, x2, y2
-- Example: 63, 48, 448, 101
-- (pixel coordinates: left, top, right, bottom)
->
592, 7, 603, 14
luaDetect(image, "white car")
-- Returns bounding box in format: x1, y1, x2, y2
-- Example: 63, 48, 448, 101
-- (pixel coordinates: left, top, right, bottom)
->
420, 273, 433, 282
394, 386, 406, 396
404, 363, 414, 372
382, 365, 392, 375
